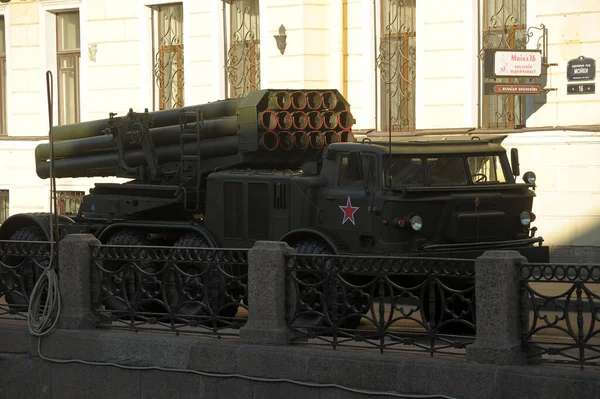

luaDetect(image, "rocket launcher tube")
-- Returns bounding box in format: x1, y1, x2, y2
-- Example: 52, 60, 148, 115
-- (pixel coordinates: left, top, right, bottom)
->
36, 136, 241, 179
276, 111, 293, 130
259, 110, 277, 130
291, 111, 308, 130
340, 129, 355, 143
268, 91, 292, 111
51, 98, 243, 142
293, 131, 309, 150
308, 131, 325, 149
306, 91, 323, 110
321, 91, 338, 110
35, 116, 240, 162
322, 111, 338, 130
291, 91, 308, 110
278, 132, 294, 151
337, 110, 354, 130
324, 130, 340, 145
307, 111, 323, 130
260, 131, 279, 151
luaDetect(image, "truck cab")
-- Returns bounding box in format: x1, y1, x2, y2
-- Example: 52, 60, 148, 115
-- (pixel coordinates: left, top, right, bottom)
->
205, 135, 548, 263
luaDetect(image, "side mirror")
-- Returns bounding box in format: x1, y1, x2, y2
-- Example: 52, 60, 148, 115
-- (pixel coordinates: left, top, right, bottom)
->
347, 150, 365, 186
510, 148, 520, 177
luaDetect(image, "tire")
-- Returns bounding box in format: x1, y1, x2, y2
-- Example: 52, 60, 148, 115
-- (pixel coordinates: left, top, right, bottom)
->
98, 229, 158, 316
1, 225, 47, 310
292, 238, 363, 330
173, 233, 241, 321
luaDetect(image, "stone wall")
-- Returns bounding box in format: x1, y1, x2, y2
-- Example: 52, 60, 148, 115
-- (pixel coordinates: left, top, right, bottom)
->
1, 237, 599, 399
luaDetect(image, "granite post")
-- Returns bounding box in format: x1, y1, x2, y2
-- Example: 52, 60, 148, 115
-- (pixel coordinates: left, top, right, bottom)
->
466, 250, 528, 365
58, 234, 101, 329
240, 241, 294, 345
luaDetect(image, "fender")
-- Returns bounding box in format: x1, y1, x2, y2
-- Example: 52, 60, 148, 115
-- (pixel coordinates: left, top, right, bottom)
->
278, 228, 341, 254
0, 213, 76, 240
97, 222, 219, 247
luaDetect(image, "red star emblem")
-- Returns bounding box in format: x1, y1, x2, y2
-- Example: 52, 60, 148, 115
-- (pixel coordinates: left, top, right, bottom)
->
339, 196, 359, 225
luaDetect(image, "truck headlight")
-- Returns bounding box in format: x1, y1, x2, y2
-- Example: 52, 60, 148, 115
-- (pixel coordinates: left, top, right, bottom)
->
519, 210, 532, 226
409, 215, 423, 231
523, 171, 536, 184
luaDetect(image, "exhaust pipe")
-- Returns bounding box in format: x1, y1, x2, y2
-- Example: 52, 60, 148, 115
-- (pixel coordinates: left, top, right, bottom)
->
306, 91, 323, 110
307, 111, 323, 130
260, 131, 279, 151
308, 131, 325, 149
278, 132, 294, 151
321, 91, 338, 110
291, 111, 308, 130
322, 111, 338, 130
291, 91, 308, 110
293, 131, 309, 150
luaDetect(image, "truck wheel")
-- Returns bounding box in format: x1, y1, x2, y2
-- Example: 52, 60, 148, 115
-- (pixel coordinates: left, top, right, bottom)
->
173, 233, 241, 322
98, 229, 160, 317
292, 239, 363, 330
1, 225, 47, 312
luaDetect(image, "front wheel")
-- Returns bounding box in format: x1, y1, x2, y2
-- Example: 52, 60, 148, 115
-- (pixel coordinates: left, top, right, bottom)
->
291, 239, 363, 330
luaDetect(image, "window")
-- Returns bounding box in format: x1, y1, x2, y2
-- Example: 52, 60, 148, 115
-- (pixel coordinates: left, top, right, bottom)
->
427, 157, 468, 186
467, 155, 507, 184
481, 0, 527, 128
377, 0, 416, 132
226, 0, 260, 98
57, 191, 84, 214
0, 190, 8, 224
152, 3, 184, 110
0, 16, 6, 135
383, 155, 424, 187
338, 154, 377, 190
56, 11, 81, 125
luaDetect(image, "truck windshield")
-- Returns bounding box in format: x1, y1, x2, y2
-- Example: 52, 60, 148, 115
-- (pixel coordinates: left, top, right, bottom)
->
467, 155, 507, 184
383, 154, 508, 187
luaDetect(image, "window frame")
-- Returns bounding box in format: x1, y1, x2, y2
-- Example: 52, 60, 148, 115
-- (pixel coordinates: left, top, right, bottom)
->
0, 189, 9, 224
152, 3, 185, 111
56, 11, 81, 126
0, 16, 6, 136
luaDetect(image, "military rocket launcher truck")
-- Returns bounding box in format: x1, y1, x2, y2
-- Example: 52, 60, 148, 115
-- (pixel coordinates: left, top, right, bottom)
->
0, 88, 548, 320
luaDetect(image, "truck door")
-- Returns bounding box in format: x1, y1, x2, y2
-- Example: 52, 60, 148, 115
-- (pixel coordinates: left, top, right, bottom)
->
325, 152, 377, 249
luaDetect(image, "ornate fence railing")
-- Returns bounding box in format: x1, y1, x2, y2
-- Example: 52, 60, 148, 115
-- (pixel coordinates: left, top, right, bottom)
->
285, 254, 476, 356
521, 262, 600, 370
0, 240, 55, 320
90, 244, 249, 337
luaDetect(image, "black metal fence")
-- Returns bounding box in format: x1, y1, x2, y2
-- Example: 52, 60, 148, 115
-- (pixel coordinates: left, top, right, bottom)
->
285, 254, 476, 356
90, 244, 249, 337
521, 262, 600, 370
0, 240, 55, 319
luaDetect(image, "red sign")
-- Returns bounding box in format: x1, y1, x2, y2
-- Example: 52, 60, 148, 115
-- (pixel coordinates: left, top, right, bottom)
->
492, 84, 542, 95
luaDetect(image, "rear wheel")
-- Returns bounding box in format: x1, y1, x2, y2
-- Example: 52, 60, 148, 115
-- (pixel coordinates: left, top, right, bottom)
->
173, 233, 242, 321
1, 225, 47, 311
96, 229, 159, 316
292, 238, 363, 330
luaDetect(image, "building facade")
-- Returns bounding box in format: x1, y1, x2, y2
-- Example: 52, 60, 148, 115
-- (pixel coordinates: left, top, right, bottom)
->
0, 0, 598, 261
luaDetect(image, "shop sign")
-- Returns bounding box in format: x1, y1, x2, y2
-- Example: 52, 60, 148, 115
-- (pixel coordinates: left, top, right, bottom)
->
484, 83, 543, 95
484, 49, 543, 78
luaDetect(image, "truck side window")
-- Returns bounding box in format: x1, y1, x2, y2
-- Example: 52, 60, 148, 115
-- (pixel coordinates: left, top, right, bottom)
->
338, 154, 377, 190
427, 157, 468, 186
